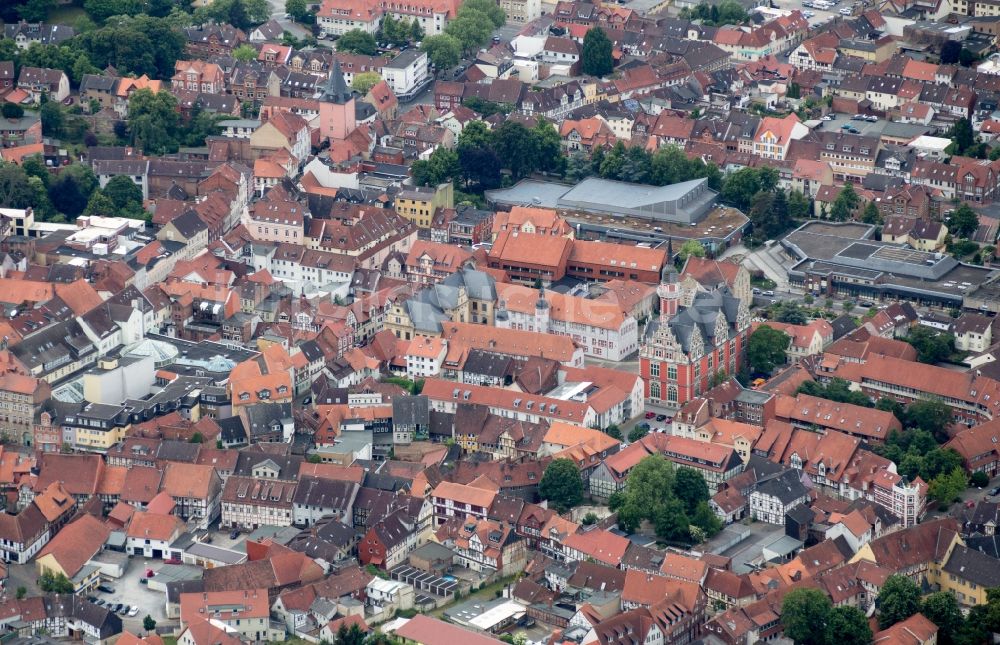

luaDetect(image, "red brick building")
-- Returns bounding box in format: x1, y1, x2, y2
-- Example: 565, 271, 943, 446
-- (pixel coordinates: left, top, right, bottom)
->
639, 266, 751, 407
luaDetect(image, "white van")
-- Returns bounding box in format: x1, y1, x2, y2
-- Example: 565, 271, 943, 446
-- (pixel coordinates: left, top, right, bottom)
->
813, 1, 832, 9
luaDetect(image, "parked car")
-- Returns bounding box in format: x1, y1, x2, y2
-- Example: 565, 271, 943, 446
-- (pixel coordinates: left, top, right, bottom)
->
866, 115, 878, 122
655, 414, 668, 422
762, 290, 775, 296
645, 411, 657, 419
852, 114, 864, 120
139, 578, 148, 585
230, 529, 241, 540
164, 557, 182, 565
989, 487, 1000, 496
98, 585, 114, 594
128, 606, 139, 617
803, 10, 815, 16
821, 114, 833, 120
301, 396, 312, 405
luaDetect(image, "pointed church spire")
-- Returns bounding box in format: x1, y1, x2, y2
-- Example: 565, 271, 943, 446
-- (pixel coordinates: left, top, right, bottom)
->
321, 59, 352, 105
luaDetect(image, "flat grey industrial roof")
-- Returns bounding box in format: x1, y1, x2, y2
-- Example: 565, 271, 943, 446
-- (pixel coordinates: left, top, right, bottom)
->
486, 179, 574, 208
839, 242, 881, 260
185, 542, 247, 564
559, 177, 707, 209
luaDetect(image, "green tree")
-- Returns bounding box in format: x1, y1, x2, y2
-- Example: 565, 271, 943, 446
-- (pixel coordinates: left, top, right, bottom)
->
921, 592, 963, 645
581, 511, 598, 525
796, 378, 873, 408
826, 606, 872, 645
691, 501, 722, 539
717, 0, 748, 23
581, 27, 613, 76
781, 587, 832, 645
444, 8, 494, 53
747, 325, 790, 375
49, 163, 98, 218
19, 0, 55, 22
337, 29, 378, 55
605, 424, 622, 440
654, 498, 690, 542
609, 455, 675, 533
628, 425, 648, 443
1, 103, 24, 119
192, 0, 269, 30
904, 398, 953, 443
724, 167, 778, 211
15, 587, 26, 600
876, 396, 905, 419
941, 40, 962, 65
906, 326, 955, 364
38, 571, 74, 594
410, 18, 425, 42
861, 201, 882, 225
972, 471, 990, 487
40, 100, 64, 138
190, 432, 204, 444
539, 458, 584, 513
352, 71, 382, 94
0, 162, 39, 210
492, 120, 539, 180
878, 574, 922, 628
422, 34, 462, 69
232, 44, 258, 62
672, 467, 709, 514
949, 203, 980, 238
830, 183, 860, 222
410, 146, 459, 186
461, 0, 506, 27
948, 118, 976, 155
102, 175, 143, 211
928, 467, 967, 509
127, 89, 180, 154
83, 192, 116, 217
677, 240, 706, 264
774, 302, 807, 325
286, 0, 311, 23
381, 14, 407, 46
533, 117, 566, 176
333, 623, 366, 645
787, 188, 810, 219
143, 615, 157, 632
77, 15, 185, 78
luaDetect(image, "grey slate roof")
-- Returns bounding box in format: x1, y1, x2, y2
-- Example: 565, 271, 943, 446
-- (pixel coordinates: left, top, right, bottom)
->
753, 469, 810, 505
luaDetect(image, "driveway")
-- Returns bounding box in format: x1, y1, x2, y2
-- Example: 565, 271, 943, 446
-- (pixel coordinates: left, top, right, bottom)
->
262, 0, 310, 39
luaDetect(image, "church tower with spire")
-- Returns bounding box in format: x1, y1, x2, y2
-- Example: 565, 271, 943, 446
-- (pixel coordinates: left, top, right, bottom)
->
318, 60, 356, 142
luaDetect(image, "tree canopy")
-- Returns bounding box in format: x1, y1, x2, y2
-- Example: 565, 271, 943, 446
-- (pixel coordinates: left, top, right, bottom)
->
337, 29, 378, 55
351, 71, 382, 94
421, 34, 462, 70
796, 377, 873, 408
747, 326, 790, 375
539, 458, 584, 512
949, 203, 980, 239
609, 456, 720, 543
581, 27, 613, 76
877, 575, 921, 629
